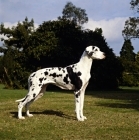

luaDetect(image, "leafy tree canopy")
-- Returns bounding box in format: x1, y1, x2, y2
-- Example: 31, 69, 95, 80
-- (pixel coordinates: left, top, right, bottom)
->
122, 0, 139, 39
119, 39, 139, 86
120, 39, 135, 61
59, 2, 88, 26
0, 2, 123, 89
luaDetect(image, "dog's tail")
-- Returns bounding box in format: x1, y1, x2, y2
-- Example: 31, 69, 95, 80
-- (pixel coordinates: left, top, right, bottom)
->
15, 97, 26, 103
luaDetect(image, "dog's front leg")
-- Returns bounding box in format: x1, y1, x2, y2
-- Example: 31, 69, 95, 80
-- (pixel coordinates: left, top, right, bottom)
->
79, 83, 88, 120
74, 93, 84, 121
79, 91, 87, 120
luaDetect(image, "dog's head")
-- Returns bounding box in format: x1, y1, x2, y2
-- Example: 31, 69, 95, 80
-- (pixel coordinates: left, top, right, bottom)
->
85, 46, 105, 59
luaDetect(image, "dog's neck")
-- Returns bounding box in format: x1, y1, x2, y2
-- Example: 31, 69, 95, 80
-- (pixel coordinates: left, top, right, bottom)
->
78, 51, 93, 72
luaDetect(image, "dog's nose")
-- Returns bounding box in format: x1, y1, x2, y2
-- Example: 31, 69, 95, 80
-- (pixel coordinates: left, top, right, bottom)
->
103, 53, 106, 59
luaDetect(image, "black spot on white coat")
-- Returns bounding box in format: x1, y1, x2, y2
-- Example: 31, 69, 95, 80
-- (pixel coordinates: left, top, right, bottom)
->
63, 74, 69, 84
44, 71, 48, 75
39, 78, 44, 83
58, 67, 61, 71
49, 73, 56, 78
66, 67, 82, 92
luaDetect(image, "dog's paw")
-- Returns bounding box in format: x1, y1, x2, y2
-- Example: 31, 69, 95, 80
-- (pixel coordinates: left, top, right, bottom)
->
18, 116, 25, 119
83, 116, 87, 120
27, 114, 33, 117
77, 117, 84, 121
77, 116, 87, 121
78, 118, 84, 121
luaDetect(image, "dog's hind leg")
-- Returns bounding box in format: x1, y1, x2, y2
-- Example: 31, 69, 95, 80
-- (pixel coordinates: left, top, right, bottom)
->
25, 100, 34, 117
17, 95, 29, 119
17, 86, 41, 119
18, 102, 25, 119
25, 85, 47, 117
17, 94, 36, 119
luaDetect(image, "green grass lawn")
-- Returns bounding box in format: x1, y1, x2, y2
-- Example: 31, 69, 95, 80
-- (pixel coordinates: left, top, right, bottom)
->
0, 84, 139, 140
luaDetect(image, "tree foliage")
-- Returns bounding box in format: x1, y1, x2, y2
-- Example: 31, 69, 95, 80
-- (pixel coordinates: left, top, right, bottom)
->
120, 39, 135, 61
121, 0, 139, 86
130, 0, 139, 12
119, 39, 139, 86
0, 16, 121, 89
121, 1, 139, 86
0, 17, 35, 88
60, 2, 88, 25
122, 0, 139, 39
0, 2, 124, 89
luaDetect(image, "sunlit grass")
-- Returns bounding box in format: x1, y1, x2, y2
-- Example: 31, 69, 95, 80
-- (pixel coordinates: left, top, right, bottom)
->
0, 84, 139, 140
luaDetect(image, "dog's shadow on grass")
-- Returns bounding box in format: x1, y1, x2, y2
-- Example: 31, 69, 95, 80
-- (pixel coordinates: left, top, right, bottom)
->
95, 102, 139, 111
34, 110, 76, 120
11, 110, 76, 120
87, 89, 139, 111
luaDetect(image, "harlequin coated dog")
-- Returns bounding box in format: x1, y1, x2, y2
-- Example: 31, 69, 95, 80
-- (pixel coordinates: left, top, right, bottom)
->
16, 46, 105, 121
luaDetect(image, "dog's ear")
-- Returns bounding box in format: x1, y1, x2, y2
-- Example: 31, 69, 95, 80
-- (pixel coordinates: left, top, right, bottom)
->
85, 50, 89, 54
88, 52, 93, 57
85, 50, 93, 57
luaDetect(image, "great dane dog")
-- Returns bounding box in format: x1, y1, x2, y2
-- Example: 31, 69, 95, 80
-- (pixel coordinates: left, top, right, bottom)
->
16, 46, 105, 121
